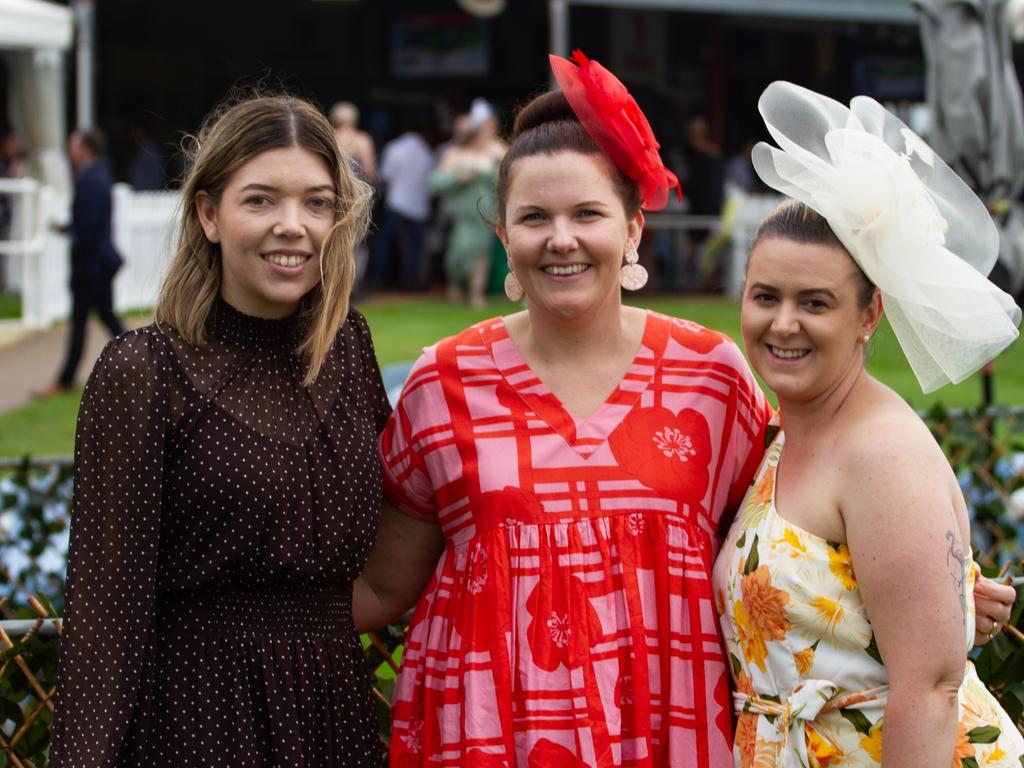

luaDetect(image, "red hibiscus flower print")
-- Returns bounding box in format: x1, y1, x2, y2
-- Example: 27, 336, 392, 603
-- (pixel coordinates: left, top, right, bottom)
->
609, 406, 712, 502
714, 669, 733, 742
524, 576, 603, 672
477, 486, 545, 528
528, 738, 588, 768
671, 318, 724, 354
467, 544, 489, 595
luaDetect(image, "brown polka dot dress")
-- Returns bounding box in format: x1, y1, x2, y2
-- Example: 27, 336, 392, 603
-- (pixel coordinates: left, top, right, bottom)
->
50, 299, 391, 767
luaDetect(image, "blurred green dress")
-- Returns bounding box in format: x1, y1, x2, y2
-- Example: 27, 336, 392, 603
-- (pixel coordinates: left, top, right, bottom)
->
431, 153, 499, 288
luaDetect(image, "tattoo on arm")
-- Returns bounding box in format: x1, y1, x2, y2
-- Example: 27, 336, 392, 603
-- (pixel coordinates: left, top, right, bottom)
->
945, 529, 967, 625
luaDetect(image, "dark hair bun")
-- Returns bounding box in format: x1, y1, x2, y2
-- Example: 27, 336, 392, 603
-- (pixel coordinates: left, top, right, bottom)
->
511, 91, 577, 140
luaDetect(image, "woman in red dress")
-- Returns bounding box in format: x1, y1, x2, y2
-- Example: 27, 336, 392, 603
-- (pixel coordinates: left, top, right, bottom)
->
354, 55, 1016, 767
355, 52, 771, 767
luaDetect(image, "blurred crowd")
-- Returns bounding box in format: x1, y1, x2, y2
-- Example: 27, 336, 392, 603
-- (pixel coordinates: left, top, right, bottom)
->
0, 100, 779, 304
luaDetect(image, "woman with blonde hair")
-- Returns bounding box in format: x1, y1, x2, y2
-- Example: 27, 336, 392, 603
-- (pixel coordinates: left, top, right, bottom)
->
51, 93, 391, 766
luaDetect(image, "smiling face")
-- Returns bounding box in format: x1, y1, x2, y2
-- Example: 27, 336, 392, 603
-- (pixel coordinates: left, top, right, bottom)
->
196, 145, 336, 319
497, 150, 642, 325
741, 237, 881, 403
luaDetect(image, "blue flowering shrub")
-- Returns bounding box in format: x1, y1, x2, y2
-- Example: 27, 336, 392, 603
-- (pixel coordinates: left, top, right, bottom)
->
0, 403, 1022, 763
927, 404, 1024, 727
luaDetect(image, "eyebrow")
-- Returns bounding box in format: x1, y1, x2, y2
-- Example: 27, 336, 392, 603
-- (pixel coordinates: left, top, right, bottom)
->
748, 281, 839, 299
513, 200, 611, 214
238, 183, 336, 194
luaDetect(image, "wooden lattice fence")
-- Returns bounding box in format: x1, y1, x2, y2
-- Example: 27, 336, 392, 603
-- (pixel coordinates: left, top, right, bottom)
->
0, 404, 1021, 764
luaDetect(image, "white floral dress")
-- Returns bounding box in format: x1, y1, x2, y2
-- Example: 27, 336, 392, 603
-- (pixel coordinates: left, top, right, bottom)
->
712, 432, 1024, 768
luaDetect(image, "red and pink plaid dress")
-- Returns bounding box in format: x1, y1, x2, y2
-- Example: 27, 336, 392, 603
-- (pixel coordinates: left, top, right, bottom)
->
380, 311, 771, 767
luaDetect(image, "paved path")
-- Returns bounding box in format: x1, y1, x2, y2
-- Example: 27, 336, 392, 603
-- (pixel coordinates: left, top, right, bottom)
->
0, 317, 149, 414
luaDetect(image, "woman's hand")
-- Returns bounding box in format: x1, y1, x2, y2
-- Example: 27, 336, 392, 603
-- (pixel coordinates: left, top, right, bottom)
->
972, 573, 1016, 646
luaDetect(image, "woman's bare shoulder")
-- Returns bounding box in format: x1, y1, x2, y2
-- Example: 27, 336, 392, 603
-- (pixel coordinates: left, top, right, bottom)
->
838, 382, 950, 486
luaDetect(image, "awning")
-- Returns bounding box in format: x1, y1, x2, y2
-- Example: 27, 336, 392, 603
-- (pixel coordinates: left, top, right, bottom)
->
569, 0, 917, 24
0, 0, 73, 51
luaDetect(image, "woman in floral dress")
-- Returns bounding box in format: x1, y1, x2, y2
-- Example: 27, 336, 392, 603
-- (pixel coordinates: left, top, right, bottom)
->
712, 82, 1024, 767
354, 52, 773, 767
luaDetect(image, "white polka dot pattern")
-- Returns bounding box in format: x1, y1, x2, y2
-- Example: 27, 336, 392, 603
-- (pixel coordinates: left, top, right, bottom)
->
49, 300, 392, 767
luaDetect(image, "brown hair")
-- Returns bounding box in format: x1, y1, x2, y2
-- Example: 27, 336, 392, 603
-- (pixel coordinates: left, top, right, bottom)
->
155, 93, 372, 385
495, 90, 642, 223
751, 199, 877, 309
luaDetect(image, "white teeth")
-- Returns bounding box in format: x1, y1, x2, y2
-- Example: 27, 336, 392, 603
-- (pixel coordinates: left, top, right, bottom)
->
264, 254, 307, 267
543, 264, 588, 276
769, 345, 809, 360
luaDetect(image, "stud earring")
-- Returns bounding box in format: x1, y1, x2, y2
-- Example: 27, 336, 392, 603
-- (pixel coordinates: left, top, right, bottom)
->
504, 268, 524, 301
619, 247, 648, 291
863, 335, 871, 343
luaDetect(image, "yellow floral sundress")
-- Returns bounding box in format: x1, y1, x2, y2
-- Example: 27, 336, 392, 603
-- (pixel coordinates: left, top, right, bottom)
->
712, 432, 1024, 768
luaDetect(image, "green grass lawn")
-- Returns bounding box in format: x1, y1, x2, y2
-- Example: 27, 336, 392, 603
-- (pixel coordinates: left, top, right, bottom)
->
0, 292, 20, 321
1, 294, 1021, 458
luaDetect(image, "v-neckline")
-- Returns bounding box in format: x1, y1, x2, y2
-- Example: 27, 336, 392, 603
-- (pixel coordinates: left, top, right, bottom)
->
477, 311, 670, 458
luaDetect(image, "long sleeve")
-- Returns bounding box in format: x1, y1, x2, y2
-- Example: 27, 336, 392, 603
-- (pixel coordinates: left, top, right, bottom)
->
348, 309, 392, 434
50, 330, 169, 768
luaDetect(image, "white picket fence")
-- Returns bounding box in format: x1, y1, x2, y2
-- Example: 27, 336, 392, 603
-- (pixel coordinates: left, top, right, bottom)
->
0, 180, 181, 328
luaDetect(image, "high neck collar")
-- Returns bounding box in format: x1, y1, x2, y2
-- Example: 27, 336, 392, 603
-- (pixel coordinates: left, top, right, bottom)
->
209, 297, 305, 352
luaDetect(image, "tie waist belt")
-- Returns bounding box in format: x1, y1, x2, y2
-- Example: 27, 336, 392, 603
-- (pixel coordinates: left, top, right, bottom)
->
733, 681, 889, 768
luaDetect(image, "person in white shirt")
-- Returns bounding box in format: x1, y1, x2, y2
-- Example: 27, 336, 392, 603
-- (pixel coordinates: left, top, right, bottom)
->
373, 114, 435, 290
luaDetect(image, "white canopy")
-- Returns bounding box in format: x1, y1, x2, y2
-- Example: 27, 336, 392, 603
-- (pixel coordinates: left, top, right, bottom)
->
0, 0, 73, 52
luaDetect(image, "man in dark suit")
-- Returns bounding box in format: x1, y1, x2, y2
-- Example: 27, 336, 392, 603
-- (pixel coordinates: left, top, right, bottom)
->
36, 129, 124, 397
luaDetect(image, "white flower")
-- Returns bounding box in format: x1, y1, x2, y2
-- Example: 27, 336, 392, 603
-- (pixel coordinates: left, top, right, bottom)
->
400, 719, 423, 753
467, 546, 489, 594
617, 674, 634, 706
548, 612, 570, 647
652, 427, 697, 462
1007, 487, 1024, 522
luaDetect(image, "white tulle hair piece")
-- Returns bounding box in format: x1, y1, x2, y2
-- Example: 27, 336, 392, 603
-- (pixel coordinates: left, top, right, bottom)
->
752, 81, 1021, 392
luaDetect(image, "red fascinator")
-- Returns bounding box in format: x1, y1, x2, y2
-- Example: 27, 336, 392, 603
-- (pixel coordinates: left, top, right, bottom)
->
550, 50, 682, 211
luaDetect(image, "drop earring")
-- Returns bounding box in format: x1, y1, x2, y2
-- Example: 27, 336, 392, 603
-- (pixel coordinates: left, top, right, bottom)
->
619, 247, 648, 290
504, 265, 524, 301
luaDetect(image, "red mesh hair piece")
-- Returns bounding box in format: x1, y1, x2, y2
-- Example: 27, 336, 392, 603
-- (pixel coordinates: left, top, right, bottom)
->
550, 50, 682, 211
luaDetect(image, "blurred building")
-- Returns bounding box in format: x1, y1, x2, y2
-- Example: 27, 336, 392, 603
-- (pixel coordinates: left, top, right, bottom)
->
2, 0, 1015, 186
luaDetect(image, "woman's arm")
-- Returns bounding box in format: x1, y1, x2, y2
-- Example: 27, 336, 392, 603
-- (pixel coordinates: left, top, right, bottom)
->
49, 332, 169, 768
842, 428, 966, 768
353, 500, 444, 632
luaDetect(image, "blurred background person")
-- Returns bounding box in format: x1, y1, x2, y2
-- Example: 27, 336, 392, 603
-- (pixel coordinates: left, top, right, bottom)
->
373, 112, 434, 291
127, 116, 166, 191
331, 101, 377, 292
431, 98, 506, 309
330, 100, 377, 186
35, 129, 124, 398
681, 114, 725, 291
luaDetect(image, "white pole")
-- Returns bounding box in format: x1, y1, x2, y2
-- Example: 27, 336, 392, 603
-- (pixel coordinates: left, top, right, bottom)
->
73, 0, 95, 131
549, 0, 570, 87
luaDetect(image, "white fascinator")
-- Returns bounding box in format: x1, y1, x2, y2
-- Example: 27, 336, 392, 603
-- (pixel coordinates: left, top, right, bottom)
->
752, 81, 1021, 392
